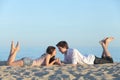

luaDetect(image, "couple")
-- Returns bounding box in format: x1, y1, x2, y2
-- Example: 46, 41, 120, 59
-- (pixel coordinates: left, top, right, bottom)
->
7, 37, 114, 67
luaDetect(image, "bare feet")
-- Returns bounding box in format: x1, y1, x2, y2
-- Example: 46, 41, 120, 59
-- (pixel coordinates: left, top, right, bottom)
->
8, 41, 20, 65
99, 37, 113, 58
11, 41, 15, 54
11, 41, 20, 54
15, 42, 20, 52
105, 37, 114, 44
99, 37, 114, 45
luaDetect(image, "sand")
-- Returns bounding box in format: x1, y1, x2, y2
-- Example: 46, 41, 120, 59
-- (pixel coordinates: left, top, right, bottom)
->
0, 61, 120, 80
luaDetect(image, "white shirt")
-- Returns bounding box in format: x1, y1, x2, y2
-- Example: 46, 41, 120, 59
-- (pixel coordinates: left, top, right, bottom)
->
64, 48, 95, 65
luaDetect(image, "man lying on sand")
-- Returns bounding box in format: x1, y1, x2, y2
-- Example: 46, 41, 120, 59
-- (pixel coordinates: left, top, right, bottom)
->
56, 37, 114, 66
7, 41, 61, 67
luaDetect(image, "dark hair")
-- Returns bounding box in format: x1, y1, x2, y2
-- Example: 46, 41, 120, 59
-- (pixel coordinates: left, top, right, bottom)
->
46, 46, 56, 64
56, 41, 69, 49
46, 46, 56, 54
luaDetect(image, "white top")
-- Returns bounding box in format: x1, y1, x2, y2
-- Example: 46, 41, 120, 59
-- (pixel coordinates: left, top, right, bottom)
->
64, 48, 95, 65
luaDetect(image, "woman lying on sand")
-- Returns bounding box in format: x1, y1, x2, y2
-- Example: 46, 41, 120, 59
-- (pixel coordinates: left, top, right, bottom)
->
56, 37, 114, 66
7, 41, 61, 67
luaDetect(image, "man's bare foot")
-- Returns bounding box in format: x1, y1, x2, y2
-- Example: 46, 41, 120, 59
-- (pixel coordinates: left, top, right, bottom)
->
105, 37, 114, 44
99, 37, 107, 44
100, 37, 114, 45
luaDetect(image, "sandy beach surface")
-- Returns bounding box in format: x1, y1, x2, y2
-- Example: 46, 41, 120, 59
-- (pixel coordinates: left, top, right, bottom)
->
0, 61, 120, 80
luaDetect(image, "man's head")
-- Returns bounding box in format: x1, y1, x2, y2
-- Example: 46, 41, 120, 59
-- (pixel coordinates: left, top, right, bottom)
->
56, 41, 69, 54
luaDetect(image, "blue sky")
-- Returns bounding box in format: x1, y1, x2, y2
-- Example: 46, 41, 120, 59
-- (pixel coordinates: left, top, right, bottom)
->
0, 0, 120, 48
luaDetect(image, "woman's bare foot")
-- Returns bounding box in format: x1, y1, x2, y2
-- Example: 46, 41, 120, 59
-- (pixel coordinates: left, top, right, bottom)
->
11, 41, 20, 54
11, 41, 15, 54
15, 42, 20, 52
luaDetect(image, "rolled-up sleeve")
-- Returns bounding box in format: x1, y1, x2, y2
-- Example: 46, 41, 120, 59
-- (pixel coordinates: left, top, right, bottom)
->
72, 50, 77, 64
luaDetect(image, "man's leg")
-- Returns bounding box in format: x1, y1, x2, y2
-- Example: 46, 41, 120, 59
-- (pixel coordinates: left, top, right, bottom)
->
100, 37, 114, 57
99, 39, 106, 58
7, 41, 23, 66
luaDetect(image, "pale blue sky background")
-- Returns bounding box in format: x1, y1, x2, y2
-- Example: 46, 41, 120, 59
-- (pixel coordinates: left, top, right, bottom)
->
0, 0, 120, 48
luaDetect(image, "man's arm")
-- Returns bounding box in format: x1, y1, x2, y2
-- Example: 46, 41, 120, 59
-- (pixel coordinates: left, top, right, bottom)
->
71, 49, 78, 66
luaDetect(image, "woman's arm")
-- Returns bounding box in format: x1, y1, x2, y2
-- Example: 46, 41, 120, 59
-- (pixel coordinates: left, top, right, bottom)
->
54, 58, 62, 65
45, 55, 56, 66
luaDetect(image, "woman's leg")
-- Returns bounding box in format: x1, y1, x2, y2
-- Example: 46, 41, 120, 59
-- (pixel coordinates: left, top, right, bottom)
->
7, 41, 23, 66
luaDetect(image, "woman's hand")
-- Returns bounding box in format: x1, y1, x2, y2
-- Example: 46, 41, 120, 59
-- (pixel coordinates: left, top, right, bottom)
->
55, 58, 59, 62
54, 58, 62, 65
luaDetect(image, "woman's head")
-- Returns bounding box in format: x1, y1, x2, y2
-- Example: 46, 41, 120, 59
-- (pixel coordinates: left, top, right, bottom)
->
46, 46, 56, 56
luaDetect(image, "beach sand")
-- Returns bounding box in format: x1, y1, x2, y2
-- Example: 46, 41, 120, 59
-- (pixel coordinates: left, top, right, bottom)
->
0, 61, 120, 80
